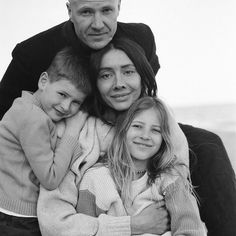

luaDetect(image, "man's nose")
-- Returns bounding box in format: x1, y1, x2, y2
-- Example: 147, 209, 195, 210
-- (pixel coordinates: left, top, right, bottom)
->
91, 13, 104, 30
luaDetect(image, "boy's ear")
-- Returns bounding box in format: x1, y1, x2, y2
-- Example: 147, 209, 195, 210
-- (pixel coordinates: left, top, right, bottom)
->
38, 72, 49, 90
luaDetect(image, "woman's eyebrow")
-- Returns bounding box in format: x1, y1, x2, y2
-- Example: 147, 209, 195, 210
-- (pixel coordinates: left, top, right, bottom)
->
121, 64, 135, 69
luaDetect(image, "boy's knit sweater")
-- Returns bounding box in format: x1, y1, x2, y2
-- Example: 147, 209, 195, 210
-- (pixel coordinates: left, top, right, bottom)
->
0, 91, 81, 216
77, 166, 206, 236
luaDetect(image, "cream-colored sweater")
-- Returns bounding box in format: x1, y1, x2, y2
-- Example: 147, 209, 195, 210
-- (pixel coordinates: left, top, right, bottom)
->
77, 166, 206, 236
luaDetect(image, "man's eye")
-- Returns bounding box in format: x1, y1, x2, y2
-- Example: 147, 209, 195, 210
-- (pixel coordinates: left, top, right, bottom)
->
81, 9, 93, 16
102, 8, 112, 14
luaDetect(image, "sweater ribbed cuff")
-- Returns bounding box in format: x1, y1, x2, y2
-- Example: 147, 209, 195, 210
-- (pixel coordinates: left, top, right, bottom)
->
97, 214, 131, 236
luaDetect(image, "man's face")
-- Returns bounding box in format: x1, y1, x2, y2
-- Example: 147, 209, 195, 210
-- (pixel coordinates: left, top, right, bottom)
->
67, 0, 120, 50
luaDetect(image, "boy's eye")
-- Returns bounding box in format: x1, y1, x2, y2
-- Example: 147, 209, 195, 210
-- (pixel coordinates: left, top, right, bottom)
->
72, 101, 81, 106
58, 92, 66, 98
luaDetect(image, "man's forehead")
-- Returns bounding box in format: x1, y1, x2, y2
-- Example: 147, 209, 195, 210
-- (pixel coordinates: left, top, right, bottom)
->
69, 0, 120, 4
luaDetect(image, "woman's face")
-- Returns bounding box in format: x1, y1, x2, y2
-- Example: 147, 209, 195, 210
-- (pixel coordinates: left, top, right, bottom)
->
97, 49, 142, 111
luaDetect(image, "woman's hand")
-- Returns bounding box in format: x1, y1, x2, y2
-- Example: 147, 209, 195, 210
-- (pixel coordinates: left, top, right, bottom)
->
130, 201, 170, 235
64, 111, 88, 138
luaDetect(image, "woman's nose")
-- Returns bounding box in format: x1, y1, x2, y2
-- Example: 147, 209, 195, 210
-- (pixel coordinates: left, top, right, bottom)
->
113, 72, 126, 89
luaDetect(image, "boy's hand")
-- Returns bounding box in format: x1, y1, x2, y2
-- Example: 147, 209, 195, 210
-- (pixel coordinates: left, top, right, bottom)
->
64, 111, 88, 138
56, 120, 66, 138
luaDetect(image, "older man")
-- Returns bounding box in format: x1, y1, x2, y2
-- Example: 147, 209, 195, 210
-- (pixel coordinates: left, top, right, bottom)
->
0, 0, 235, 236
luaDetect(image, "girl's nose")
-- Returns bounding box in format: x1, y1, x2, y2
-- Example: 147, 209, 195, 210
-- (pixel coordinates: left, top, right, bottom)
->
140, 129, 150, 140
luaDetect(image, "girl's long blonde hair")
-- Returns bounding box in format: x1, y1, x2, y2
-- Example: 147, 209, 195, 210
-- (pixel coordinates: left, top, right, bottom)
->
106, 96, 189, 205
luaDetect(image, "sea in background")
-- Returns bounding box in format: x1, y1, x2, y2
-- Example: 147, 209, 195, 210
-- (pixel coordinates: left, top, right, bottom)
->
172, 103, 236, 172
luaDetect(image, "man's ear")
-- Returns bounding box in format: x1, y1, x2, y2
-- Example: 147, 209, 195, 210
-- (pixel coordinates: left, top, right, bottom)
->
118, 0, 121, 11
38, 72, 49, 90
66, 1, 72, 20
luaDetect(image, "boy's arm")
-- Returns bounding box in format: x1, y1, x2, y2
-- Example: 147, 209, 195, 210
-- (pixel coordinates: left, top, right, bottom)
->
19, 109, 84, 190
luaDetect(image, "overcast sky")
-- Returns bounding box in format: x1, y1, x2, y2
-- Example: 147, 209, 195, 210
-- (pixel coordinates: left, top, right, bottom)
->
1, 0, 235, 107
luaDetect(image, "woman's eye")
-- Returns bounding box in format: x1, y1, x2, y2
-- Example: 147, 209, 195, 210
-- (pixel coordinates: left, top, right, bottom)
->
123, 70, 136, 76
99, 73, 113, 80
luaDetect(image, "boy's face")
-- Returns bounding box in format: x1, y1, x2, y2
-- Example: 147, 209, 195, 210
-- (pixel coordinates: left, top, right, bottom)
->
38, 73, 87, 122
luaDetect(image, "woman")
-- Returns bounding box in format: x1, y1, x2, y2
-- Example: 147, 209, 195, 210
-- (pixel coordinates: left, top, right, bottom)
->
38, 38, 236, 235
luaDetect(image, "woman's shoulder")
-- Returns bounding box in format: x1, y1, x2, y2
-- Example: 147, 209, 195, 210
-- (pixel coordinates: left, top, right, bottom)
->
83, 164, 110, 179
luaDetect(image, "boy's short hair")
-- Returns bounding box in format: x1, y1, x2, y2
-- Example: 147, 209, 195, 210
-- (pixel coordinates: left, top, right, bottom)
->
46, 47, 91, 95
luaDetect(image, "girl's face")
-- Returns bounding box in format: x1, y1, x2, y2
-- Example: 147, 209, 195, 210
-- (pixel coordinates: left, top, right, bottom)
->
126, 108, 163, 169
97, 49, 142, 111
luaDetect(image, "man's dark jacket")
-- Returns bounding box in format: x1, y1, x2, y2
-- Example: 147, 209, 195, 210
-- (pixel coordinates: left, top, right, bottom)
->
0, 20, 236, 236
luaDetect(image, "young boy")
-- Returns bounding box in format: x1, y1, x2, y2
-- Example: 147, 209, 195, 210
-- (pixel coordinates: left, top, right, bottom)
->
0, 47, 91, 235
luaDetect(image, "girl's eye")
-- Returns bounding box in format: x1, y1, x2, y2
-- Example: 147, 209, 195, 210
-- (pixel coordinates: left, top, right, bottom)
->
152, 129, 161, 134
132, 124, 142, 129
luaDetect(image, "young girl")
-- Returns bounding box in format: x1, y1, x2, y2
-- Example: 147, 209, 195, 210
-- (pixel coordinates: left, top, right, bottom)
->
77, 96, 206, 235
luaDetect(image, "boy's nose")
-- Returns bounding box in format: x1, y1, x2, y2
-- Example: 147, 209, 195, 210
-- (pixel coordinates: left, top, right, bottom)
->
61, 100, 70, 112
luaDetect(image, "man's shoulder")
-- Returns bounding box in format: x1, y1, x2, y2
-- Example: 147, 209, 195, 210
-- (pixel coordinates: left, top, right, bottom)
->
12, 21, 68, 60
19, 21, 67, 47
117, 21, 152, 35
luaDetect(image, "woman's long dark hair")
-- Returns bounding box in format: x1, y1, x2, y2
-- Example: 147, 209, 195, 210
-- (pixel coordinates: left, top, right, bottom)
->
87, 37, 158, 125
